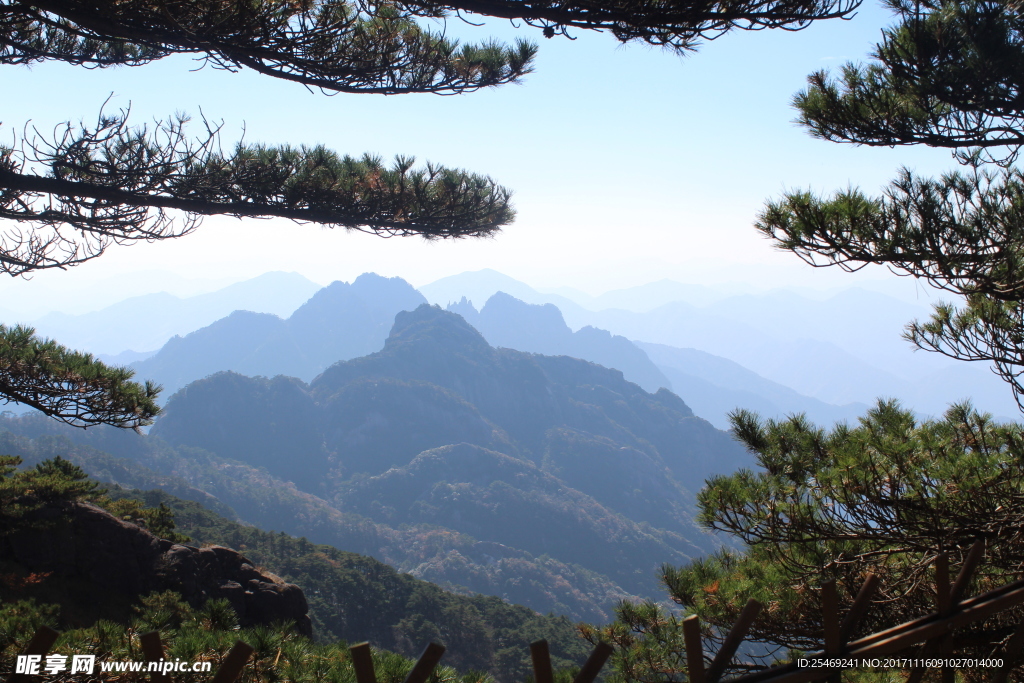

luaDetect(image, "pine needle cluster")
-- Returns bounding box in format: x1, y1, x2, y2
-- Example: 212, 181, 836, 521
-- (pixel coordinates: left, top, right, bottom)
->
0, 326, 159, 429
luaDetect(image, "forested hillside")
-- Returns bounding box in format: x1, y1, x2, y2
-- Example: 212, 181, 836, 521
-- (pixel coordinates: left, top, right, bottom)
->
125, 488, 592, 680
0, 446, 588, 682
152, 308, 749, 594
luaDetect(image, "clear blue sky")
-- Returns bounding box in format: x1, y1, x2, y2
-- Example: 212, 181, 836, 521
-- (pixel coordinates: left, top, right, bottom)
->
2, 1, 956, 312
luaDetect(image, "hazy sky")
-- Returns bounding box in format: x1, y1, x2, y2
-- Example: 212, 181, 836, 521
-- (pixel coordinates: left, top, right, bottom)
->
3, 1, 957, 313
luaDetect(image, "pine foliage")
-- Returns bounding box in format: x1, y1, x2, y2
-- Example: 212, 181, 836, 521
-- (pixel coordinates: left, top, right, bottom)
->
1, 0, 537, 93
389, 0, 858, 51
593, 402, 1024, 680
0, 325, 159, 429
0, 454, 186, 541
1, 111, 514, 276
795, 0, 1024, 163
757, 0, 1024, 412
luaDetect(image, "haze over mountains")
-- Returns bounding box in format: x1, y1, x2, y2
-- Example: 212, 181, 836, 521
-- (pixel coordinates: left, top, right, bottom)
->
102, 272, 868, 427
5, 267, 1015, 424
130, 274, 427, 395
26, 271, 321, 361
422, 269, 1016, 421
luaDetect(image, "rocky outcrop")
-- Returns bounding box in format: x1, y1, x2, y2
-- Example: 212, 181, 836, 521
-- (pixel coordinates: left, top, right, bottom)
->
1, 501, 311, 636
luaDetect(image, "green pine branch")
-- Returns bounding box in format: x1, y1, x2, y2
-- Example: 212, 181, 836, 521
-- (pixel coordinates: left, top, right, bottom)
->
756, 168, 1024, 302
597, 402, 1024, 680
0, 110, 514, 275
757, 168, 1024, 409
0, 324, 161, 429
794, 0, 1024, 164
2, 0, 537, 94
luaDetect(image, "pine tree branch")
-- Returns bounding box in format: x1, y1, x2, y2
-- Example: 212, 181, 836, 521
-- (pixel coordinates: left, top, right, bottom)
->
2, 0, 537, 93
398, 0, 860, 51
757, 168, 1024, 410
664, 402, 1024, 660
794, 0, 1024, 165
906, 296, 1024, 412
0, 324, 161, 429
0, 109, 514, 275
756, 168, 1024, 303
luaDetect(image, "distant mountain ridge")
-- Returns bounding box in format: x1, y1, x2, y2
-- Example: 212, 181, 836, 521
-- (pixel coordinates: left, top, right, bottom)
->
131, 273, 426, 396
638, 342, 868, 429
445, 292, 868, 428
424, 270, 1018, 419
120, 271, 878, 430
448, 292, 671, 394
23, 271, 321, 356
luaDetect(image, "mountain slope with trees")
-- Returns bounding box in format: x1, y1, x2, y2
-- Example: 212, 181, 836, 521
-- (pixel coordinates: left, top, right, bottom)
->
0, 450, 590, 682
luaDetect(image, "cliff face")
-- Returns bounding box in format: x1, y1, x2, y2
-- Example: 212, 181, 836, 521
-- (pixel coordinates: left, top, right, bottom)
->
1, 501, 310, 636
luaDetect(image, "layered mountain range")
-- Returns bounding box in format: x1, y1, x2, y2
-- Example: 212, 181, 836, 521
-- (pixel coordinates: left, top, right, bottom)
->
1, 293, 750, 621
118, 273, 874, 428
131, 274, 427, 395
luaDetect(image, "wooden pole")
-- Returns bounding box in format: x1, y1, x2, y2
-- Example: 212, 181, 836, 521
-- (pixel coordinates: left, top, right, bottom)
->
683, 615, 705, 683
838, 573, 878, 645
820, 581, 841, 683
705, 599, 762, 683
572, 642, 613, 683
724, 575, 1024, 683
402, 643, 446, 683
210, 641, 255, 683
140, 631, 170, 683
821, 581, 840, 655
909, 542, 985, 683
950, 540, 986, 605
530, 640, 554, 683
349, 642, 377, 683
934, 554, 951, 616
7, 626, 60, 683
